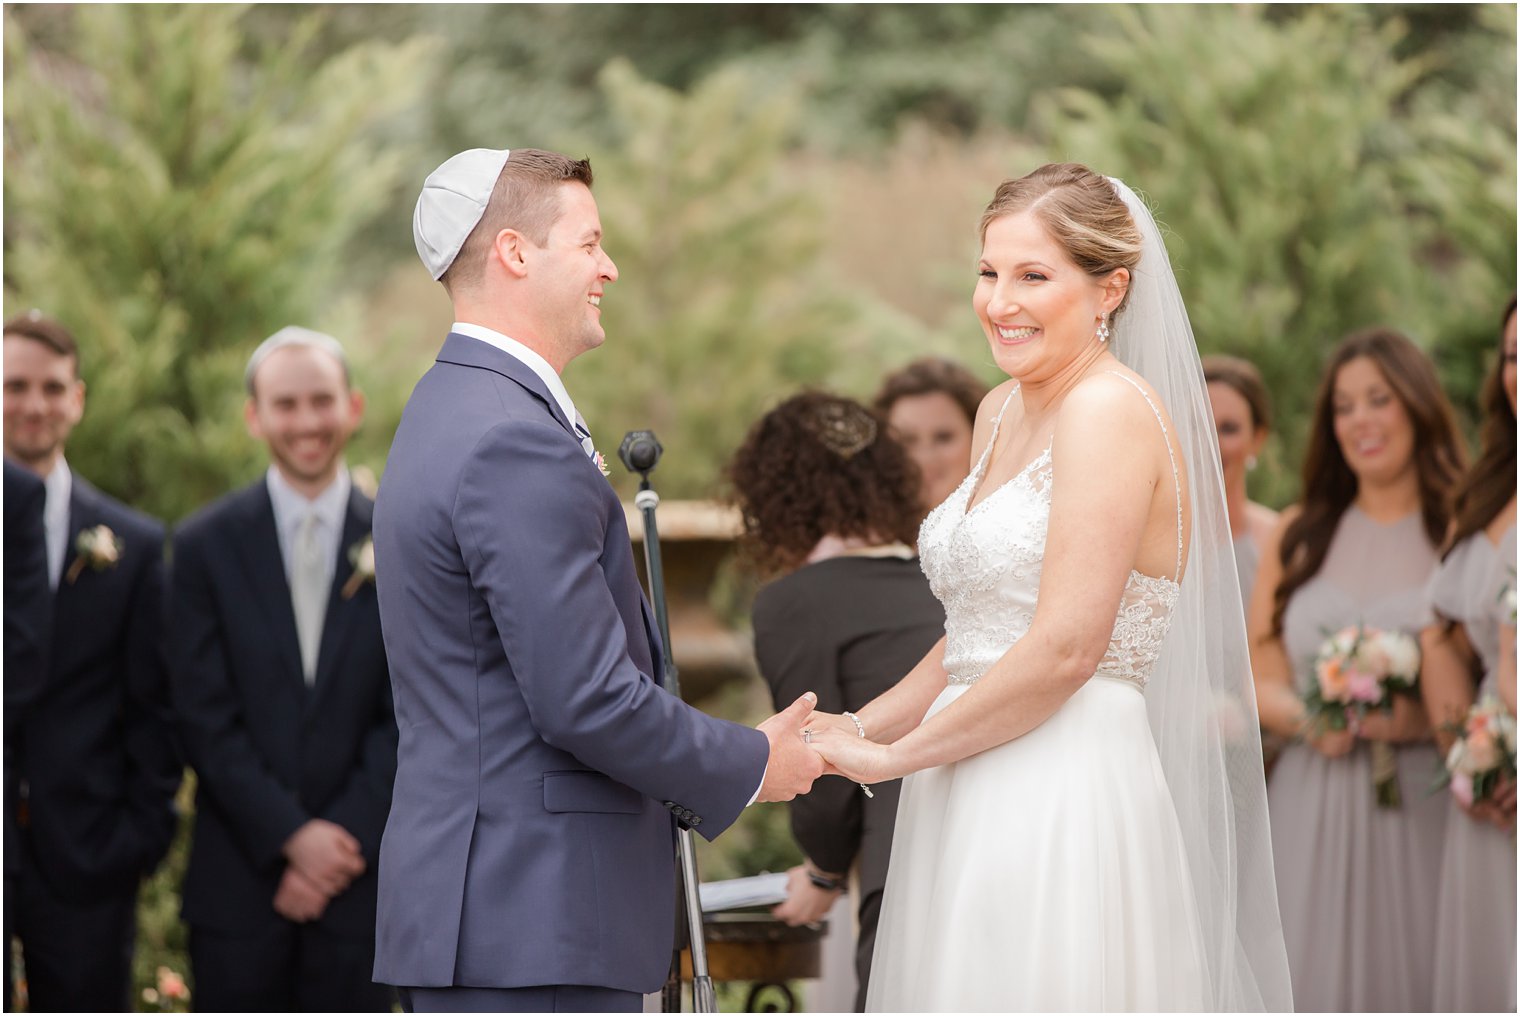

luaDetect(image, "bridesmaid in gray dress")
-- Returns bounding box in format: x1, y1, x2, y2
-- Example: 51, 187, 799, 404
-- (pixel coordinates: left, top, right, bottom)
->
1203, 355, 1279, 603
1205, 356, 1284, 771
1422, 298, 1517, 1012
1248, 328, 1467, 1011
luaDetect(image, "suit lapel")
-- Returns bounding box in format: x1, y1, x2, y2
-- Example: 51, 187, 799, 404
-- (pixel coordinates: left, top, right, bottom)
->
233, 485, 307, 692
307, 488, 372, 709
51, 478, 99, 626
436, 332, 578, 438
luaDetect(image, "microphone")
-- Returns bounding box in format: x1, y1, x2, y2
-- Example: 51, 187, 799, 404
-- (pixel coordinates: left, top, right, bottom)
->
618, 430, 663, 477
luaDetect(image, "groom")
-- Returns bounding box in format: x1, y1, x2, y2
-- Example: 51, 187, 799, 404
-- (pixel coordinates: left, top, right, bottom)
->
373, 147, 824, 1013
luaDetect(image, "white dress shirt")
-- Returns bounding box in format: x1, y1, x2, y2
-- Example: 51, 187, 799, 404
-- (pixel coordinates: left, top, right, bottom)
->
266, 465, 350, 593
41, 458, 72, 590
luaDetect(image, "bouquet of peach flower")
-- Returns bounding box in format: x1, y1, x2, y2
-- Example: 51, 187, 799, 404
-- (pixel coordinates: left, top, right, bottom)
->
1303, 624, 1421, 807
1441, 696, 1517, 809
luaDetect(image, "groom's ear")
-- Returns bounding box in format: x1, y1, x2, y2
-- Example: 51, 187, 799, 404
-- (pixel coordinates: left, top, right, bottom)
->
492, 229, 531, 280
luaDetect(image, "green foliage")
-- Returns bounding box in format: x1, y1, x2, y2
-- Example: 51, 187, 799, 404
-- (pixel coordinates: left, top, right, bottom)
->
1036, 5, 1516, 506
564, 60, 860, 500
3, 5, 434, 522
132, 778, 194, 1013
1395, 4, 1518, 426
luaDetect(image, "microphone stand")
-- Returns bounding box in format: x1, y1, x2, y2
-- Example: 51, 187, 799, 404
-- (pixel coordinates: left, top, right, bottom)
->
618, 431, 718, 1015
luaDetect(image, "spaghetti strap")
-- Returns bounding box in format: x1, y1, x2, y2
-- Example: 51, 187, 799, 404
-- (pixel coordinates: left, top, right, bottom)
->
968, 384, 1020, 481
1102, 371, 1184, 583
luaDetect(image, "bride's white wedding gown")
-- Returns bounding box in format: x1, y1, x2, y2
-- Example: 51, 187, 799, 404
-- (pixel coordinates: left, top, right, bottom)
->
866, 380, 1211, 1012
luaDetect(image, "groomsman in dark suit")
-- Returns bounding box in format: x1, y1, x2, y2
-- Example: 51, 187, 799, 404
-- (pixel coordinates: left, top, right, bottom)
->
4, 459, 51, 1011
2, 311, 182, 1012
168, 327, 396, 1011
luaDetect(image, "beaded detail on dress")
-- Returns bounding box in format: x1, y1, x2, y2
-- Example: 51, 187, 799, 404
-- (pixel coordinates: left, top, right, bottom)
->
919, 379, 1182, 691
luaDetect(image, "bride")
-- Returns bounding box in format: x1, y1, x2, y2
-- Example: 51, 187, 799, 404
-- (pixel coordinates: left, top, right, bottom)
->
809, 164, 1293, 1012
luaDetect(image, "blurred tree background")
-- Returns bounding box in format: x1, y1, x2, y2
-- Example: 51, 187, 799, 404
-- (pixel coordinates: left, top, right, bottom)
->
3, 3, 1513, 1010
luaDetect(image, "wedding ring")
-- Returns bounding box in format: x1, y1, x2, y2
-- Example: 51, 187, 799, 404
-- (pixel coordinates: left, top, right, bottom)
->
802, 728, 814, 744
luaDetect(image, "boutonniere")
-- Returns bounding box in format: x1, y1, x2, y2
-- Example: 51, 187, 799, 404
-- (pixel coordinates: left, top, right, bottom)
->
65, 524, 124, 583
340, 535, 376, 600
592, 450, 611, 478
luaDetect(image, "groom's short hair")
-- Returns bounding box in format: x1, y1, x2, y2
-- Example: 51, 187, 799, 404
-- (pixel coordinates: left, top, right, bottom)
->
442, 149, 595, 295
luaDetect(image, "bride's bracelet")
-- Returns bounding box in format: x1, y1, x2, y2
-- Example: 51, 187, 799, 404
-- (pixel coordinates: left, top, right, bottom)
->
841, 711, 874, 798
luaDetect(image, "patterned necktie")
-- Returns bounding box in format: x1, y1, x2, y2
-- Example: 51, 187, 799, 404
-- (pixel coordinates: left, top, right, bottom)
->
573, 411, 596, 459
290, 512, 326, 686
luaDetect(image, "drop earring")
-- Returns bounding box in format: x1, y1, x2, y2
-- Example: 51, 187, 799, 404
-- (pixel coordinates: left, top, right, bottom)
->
1096, 315, 1110, 343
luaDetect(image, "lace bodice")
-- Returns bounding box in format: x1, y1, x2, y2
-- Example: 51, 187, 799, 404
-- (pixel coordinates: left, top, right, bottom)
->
919, 378, 1182, 691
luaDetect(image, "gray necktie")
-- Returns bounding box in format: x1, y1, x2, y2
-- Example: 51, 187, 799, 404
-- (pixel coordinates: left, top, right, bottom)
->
290, 512, 326, 685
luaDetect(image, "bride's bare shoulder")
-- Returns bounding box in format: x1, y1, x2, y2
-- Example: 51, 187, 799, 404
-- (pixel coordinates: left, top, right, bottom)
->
1061, 369, 1168, 438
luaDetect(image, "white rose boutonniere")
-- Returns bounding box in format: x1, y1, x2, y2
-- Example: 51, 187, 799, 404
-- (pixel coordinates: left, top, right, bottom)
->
66, 524, 124, 583
341, 535, 376, 600
593, 450, 611, 478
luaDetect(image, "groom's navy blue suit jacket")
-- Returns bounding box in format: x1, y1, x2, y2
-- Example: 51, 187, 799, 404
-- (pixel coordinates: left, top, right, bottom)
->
372, 334, 768, 993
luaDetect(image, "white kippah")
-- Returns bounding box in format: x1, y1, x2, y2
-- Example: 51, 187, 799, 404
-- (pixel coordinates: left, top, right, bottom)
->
412, 148, 512, 280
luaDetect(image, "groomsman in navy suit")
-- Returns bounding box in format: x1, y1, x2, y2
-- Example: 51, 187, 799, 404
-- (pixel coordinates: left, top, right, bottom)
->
374, 148, 824, 1013
3, 311, 181, 1011
169, 327, 396, 1011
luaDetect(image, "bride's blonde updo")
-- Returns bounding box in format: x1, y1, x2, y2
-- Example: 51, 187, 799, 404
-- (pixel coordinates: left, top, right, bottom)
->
979, 163, 1143, 320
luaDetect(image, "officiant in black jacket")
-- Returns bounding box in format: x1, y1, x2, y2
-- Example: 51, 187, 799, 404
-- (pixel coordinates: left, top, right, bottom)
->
169, 327, 396, 1012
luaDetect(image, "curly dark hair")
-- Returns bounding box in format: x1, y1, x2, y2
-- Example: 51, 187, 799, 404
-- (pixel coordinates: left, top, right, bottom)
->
726, 391, 924, 577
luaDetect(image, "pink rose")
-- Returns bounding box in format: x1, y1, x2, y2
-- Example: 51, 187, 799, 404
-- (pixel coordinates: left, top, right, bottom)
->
1346, 668, 1381, 705
1451, 771, 1475, 808
157, 966, 188, 1000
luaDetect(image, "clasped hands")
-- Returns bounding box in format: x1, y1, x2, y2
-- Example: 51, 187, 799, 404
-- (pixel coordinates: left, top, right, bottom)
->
273, 818, 366, 923
1304, 693, 1431, 760
754, 692, 894, 802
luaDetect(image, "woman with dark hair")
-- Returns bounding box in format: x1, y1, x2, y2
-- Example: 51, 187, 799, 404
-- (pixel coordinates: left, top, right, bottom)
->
1422, 298, 1516, 1012
727, 391, 944, 1011
872, 358, 989, 515
1249, 327, 1466, 1011
1202, 355, 1279, 601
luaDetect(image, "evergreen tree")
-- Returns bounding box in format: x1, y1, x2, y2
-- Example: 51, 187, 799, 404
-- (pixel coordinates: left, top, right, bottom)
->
1037, 5, 1516, 504
3, 5, 434, 522
565, 59, 867, 499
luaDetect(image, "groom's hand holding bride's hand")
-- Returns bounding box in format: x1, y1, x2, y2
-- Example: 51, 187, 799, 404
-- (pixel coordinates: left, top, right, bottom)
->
756, 691, 827, 802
